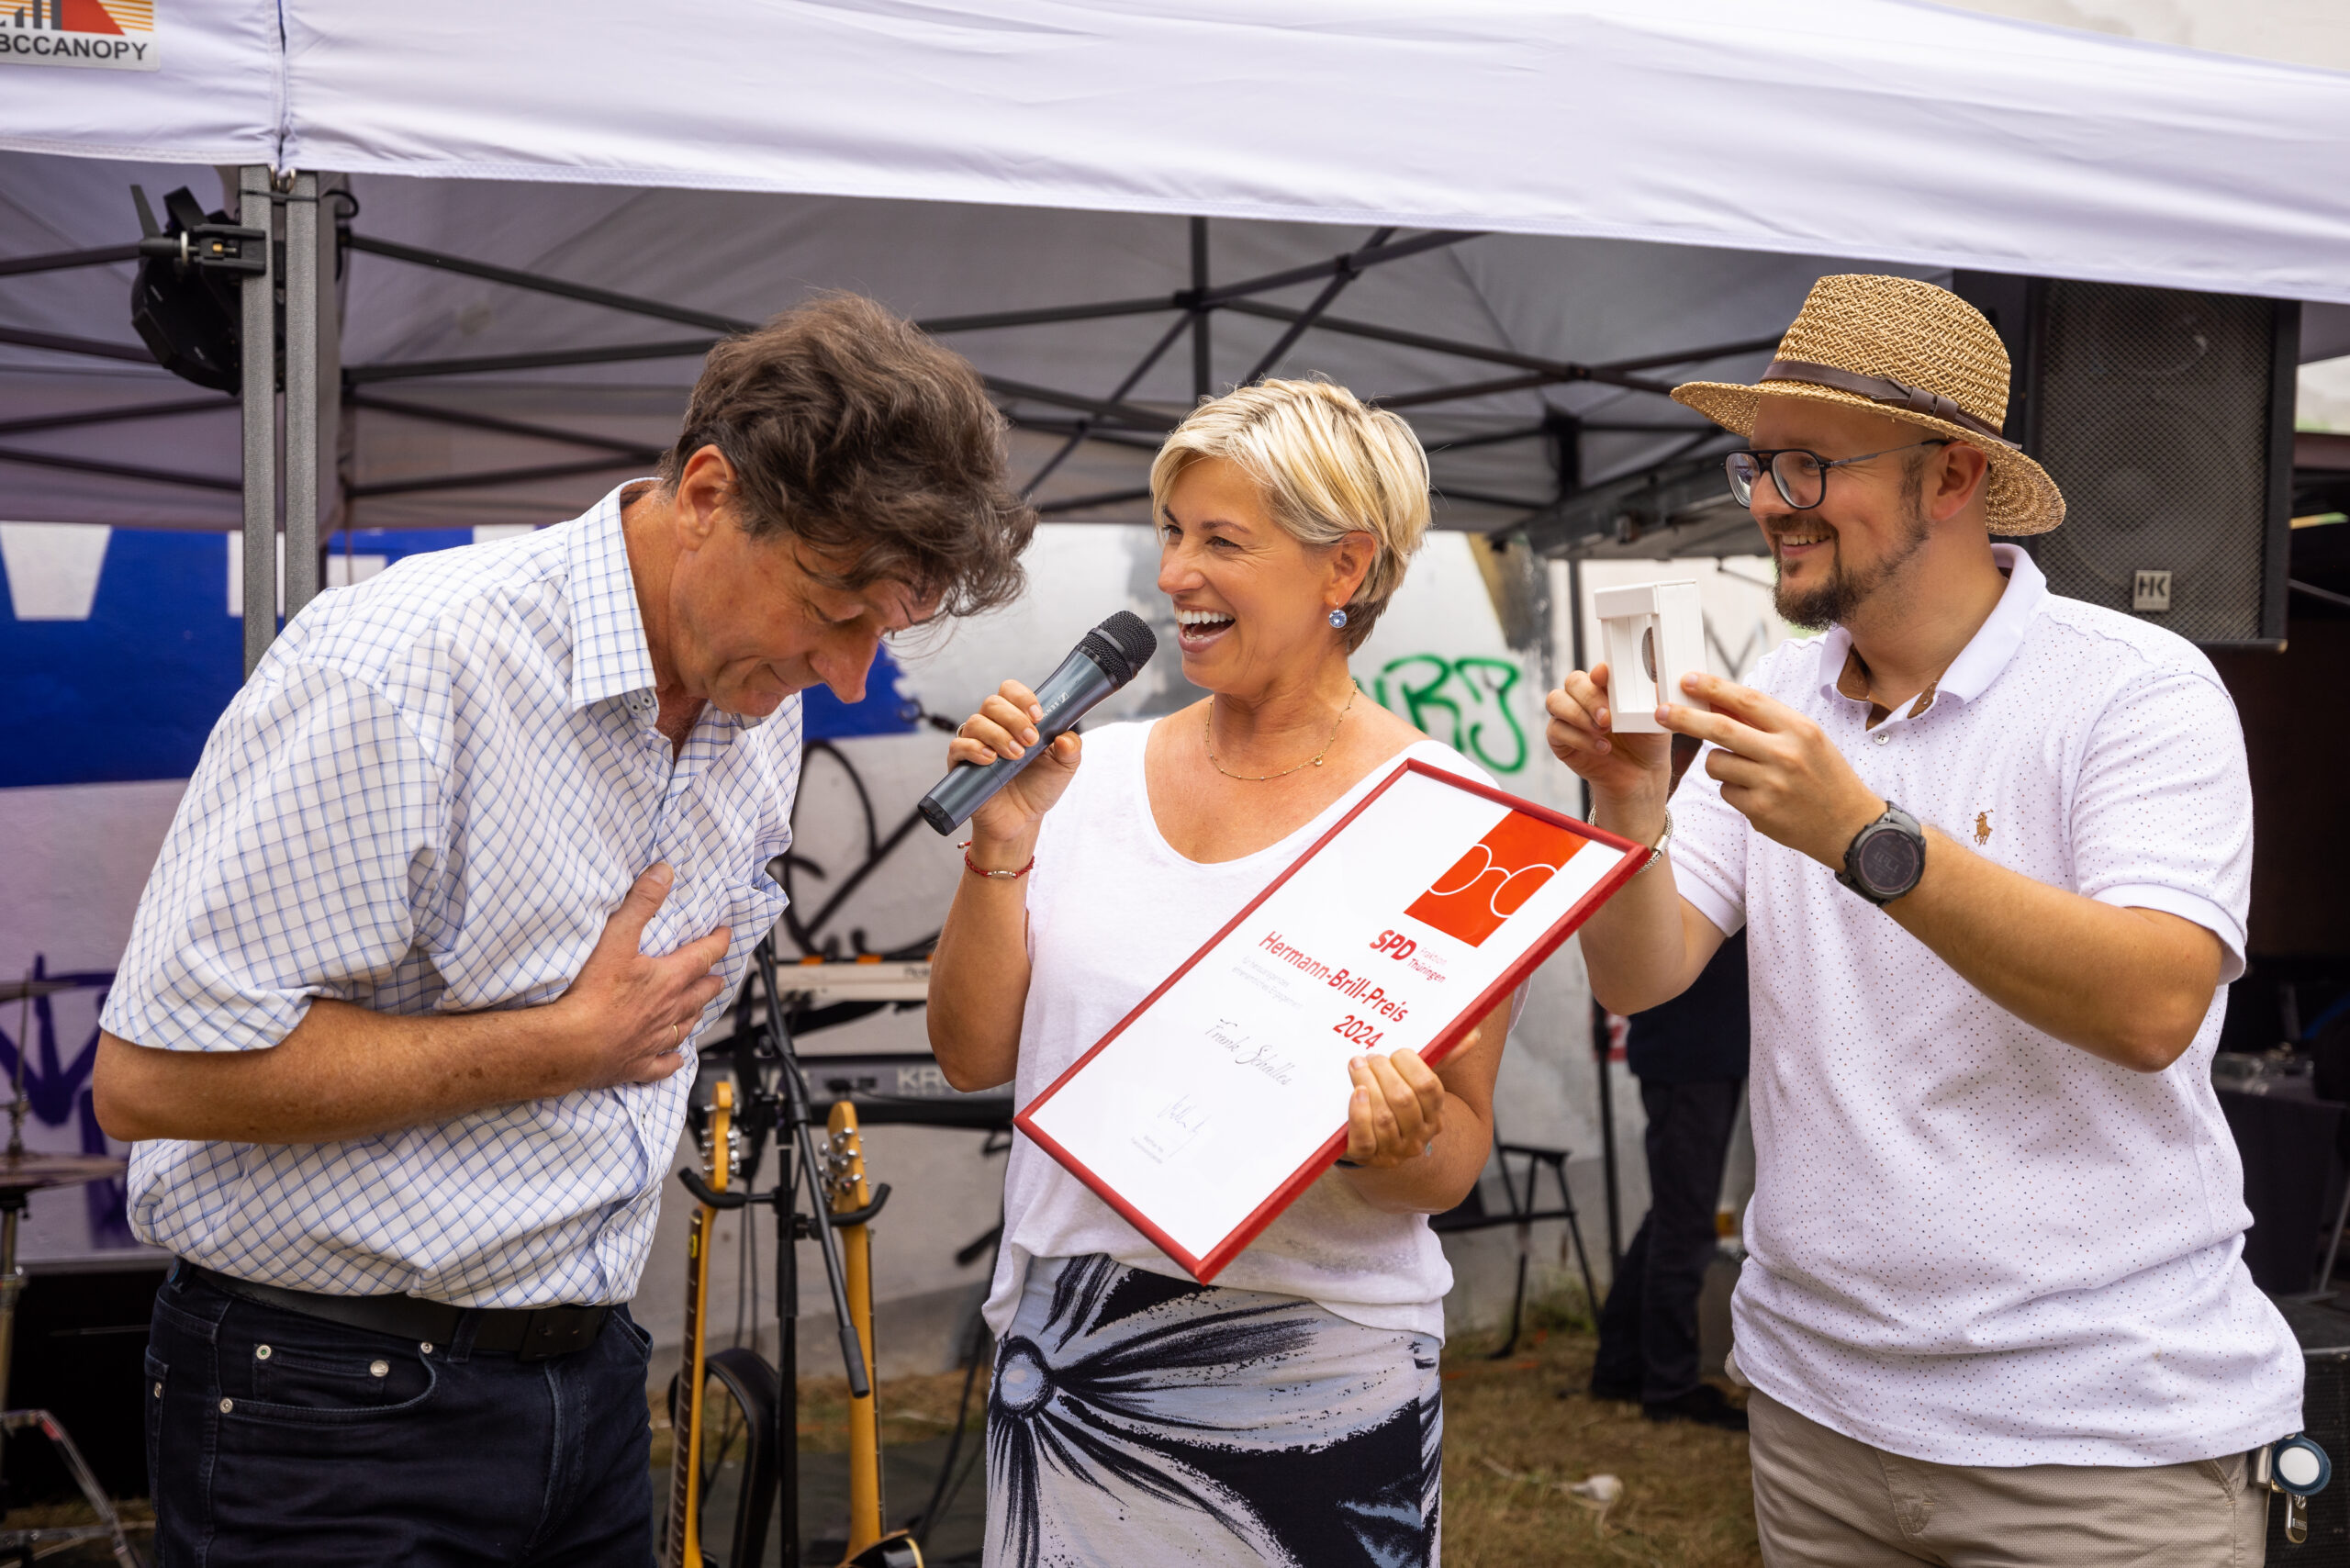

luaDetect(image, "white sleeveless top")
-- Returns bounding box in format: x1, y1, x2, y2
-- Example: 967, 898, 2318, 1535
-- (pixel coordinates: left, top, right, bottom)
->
981, 719, 1491, 1341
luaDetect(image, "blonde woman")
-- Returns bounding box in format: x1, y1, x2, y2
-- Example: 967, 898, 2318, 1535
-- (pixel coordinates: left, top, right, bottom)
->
929, 379, 1511, 1567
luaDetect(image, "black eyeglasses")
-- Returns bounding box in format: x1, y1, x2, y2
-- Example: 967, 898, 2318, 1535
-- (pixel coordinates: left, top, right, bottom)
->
1725, 440, 1951, 510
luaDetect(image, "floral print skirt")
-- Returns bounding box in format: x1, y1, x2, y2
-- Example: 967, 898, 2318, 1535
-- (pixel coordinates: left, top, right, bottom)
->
984, 1253, 1441, 1568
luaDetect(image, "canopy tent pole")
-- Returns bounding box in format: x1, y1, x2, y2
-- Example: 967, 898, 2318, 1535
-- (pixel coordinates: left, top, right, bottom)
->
1190, 217, 1210, 399
1564, 550, 1624, 1278
285, 172, 321, 627
239, 165, 274, 678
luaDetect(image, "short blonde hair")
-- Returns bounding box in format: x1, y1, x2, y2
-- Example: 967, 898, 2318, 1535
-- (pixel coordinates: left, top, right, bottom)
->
1148, 378, 1430, 651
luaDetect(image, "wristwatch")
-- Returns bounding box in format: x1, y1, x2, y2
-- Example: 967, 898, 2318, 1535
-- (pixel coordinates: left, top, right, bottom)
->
1837, 802, 1926, 905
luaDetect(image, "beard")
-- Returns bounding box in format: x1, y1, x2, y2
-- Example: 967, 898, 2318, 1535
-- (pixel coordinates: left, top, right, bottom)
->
1772, 499, 1934, 632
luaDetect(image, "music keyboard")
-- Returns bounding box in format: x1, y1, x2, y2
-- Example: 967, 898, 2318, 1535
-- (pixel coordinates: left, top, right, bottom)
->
797, 1052, 1013, 1130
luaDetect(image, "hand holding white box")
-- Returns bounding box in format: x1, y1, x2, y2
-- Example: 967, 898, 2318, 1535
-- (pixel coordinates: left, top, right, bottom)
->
1593, 580, 1709, 734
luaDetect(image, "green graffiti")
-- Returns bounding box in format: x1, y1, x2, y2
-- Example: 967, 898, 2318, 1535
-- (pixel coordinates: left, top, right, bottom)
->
1371, 654, 1528, 774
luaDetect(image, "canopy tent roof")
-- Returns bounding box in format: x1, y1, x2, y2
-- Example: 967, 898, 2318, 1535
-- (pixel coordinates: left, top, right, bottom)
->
3, 1, 2346, 546
10, 0, 2349, 303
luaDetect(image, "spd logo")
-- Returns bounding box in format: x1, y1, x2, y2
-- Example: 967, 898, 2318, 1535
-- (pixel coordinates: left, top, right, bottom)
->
1404, 812, 1583, 947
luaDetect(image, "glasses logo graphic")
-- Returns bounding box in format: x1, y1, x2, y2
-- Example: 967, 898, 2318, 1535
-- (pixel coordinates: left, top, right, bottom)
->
1404, 812, 1583, 946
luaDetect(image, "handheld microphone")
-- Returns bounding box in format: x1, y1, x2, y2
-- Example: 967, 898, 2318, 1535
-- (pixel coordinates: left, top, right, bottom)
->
918, 611, 1158, 835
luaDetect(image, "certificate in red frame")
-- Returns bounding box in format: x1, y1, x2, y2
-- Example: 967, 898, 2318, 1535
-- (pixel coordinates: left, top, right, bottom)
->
1014, 758, 1647, 1282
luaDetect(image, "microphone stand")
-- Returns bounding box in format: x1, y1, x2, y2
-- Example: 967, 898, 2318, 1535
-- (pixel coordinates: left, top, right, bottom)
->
679, 935, 883, 1567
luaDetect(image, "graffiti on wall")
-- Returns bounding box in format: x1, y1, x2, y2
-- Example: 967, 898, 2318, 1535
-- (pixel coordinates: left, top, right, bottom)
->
1370, 654, 1529, 775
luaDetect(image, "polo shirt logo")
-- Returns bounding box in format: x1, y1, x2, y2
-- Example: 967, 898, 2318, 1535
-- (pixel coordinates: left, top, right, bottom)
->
1405, 812, 1583, 947
1974, 811, 1992, 845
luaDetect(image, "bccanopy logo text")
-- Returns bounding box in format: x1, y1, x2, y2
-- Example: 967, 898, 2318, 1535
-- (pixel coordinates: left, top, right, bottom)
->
1, 0, 159, 72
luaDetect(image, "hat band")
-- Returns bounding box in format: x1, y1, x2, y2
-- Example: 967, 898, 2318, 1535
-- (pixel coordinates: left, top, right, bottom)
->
1762, 359, 2018, 450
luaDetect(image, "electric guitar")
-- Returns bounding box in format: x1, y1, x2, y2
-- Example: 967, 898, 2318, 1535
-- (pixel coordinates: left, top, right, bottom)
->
825, 1101, 924, 1568
666, 1078, 734, 1568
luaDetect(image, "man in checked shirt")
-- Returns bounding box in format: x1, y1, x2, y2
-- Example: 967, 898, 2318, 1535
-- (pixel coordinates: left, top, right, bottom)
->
92, 294, 1033, 1565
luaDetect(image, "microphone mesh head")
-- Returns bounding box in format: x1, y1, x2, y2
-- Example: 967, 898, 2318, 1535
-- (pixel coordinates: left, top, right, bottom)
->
1079, 610, 1158, 684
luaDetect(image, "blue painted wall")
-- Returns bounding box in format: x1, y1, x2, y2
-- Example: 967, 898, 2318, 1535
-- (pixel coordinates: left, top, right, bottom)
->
0, 525, 917, 789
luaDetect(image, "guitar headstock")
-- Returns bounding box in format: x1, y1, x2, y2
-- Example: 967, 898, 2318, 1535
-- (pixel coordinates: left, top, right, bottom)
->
699, 1079, 739, 1194
824, 1100, 869, 1215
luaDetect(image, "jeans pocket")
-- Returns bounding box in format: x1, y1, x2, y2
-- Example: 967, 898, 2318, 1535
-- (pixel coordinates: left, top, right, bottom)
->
228, 1349, 438, 1428
252, 1342, 430, 1411
615, 1307, 654, 1360
214, 1296, 437, 1424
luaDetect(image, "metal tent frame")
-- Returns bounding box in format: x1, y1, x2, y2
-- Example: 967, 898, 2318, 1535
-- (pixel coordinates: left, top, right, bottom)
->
1, 168, 1770, 672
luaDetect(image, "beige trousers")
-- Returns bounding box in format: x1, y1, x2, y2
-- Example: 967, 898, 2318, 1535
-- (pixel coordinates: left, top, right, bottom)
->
1749, 1388, 2269, 1568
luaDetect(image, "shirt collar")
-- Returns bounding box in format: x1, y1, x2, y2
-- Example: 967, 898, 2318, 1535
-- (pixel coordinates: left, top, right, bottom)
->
565, 481, 661, 712
1813, 543, 2043, 715
1935, 543, 2043, 705
563, 480, 771, 735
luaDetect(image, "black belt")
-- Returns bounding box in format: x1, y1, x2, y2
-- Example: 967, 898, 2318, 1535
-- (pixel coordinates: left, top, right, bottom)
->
185, 1265, 614, 1361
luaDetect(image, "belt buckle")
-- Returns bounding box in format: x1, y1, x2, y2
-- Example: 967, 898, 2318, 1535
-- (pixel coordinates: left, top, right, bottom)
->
516, 1305, 600, 1361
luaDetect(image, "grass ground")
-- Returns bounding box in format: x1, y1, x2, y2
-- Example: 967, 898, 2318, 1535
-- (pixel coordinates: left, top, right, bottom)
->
655, 1294, 1762, 1567
1439, 1303, 1760, 1568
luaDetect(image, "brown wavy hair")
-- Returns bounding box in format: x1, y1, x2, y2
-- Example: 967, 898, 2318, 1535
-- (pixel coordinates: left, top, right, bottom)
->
660, 293, 1033, 616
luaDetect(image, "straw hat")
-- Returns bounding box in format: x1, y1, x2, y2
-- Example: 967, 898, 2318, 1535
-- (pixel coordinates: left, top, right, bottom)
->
1672, 274, 2065, 536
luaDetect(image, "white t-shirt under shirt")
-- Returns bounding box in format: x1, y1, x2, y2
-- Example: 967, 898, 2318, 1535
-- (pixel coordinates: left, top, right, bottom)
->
1671, 544, 2300, 1468
982, 721, 1490, 1342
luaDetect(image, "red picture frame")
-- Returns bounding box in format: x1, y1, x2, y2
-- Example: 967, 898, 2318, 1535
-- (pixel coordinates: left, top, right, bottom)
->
1014, 758, 1649, 1282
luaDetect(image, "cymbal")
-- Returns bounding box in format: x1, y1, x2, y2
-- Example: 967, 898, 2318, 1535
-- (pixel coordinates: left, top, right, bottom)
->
0, 979, 84, 1004
0, 1151, 127, 1193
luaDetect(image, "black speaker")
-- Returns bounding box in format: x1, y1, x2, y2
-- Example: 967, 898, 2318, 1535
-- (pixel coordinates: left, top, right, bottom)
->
4, 1263, 165, 1506
2270, 1295, 2350, 1562
1954, 273, 2299, 648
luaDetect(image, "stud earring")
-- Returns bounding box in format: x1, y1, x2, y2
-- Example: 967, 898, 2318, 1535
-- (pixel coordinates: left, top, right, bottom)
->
1327, 608, 1348, 630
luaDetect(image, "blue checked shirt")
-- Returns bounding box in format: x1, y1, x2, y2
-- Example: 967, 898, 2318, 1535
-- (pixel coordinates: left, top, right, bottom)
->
104, 483, 800, 1306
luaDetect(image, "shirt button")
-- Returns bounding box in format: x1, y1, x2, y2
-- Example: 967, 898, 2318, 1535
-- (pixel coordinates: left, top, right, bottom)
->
1874, 732, 1890, 745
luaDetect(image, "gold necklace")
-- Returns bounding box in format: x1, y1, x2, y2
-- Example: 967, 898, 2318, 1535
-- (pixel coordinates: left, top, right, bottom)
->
1204, 687, 1357, 782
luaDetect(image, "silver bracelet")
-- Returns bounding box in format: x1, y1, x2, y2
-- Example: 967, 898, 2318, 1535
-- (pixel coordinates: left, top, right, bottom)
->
1630, 810, 1673, 878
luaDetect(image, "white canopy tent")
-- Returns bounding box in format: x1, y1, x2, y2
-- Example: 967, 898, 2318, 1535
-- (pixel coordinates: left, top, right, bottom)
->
3, 0, 2346, 1319
10, 0, 2349, 296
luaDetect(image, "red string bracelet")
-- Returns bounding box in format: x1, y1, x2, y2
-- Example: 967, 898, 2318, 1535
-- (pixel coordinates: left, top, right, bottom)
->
959, 841, 1035, 879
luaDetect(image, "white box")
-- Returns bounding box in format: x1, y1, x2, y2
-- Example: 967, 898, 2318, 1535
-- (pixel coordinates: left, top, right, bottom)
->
1593, 580, 1709, 734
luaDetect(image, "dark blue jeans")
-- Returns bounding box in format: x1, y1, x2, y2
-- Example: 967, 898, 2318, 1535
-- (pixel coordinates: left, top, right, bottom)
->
1593, 1077, 1744, 1404
144, 1264, 654, 1567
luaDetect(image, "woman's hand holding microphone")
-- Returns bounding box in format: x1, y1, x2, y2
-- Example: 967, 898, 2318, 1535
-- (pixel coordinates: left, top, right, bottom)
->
947, 679, 1086, 869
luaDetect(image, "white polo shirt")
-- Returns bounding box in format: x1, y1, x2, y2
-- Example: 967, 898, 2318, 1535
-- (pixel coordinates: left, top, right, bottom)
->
1668, 544, 2300, 1468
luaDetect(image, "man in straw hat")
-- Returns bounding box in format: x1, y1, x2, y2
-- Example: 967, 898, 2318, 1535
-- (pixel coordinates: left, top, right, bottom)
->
1546, 274, 2300, 1562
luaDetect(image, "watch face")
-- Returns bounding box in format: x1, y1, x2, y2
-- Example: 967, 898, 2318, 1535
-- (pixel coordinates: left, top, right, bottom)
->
1855, 824, 1924, 895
